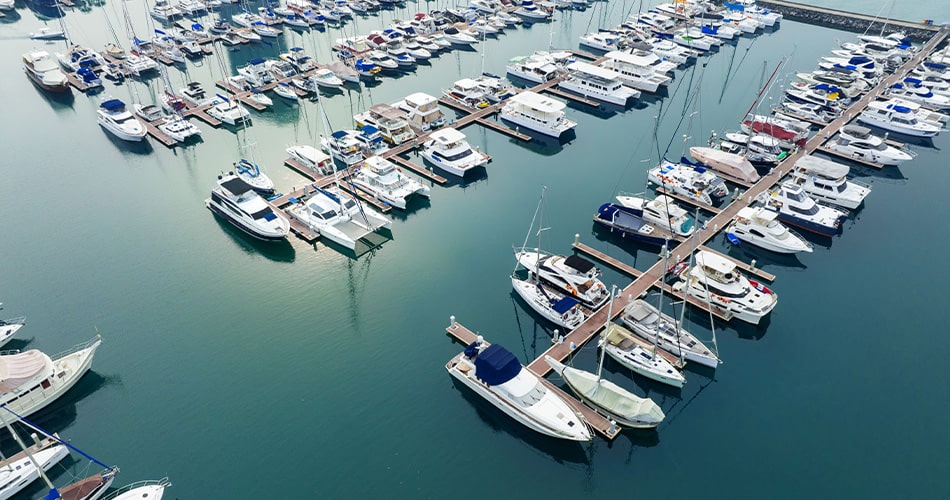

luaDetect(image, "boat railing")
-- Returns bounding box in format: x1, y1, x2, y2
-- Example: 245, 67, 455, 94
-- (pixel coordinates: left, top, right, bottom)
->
100, 478, 172, 500
0, 349, 21, 356
784, 225, 815, 252
52, 335, 102, 360
848, 177, 873, 190
0, 316, 27, 326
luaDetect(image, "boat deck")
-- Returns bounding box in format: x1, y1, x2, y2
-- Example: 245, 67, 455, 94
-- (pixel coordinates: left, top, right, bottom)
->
814, 145, 886, 169
141, 119, 177, 148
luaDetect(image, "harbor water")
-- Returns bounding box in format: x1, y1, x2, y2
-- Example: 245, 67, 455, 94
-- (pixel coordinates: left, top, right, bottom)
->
0, 1, 947, 497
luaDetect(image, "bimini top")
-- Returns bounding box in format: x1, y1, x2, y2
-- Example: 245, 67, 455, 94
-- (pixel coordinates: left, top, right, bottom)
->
220, 176, 256, 196
507, 91, 565, 114
100, 99, 127, 112
694, 250, 737, 275
474, 343, 522, 386
0, 350, 51, 393
841, 124, 872, 139
428, 127, 465, 146
452, 78, 480, 91
737, 206, 777, 222
551, 295, 580, 314
563, 254, 595, 274
795, 155, 850, 179
404, 92, 437, 107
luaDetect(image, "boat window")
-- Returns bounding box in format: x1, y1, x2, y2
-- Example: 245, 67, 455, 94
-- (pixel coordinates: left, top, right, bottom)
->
435, 148, 474, 162
250, 207, 274, 220
789, 203, 819, 216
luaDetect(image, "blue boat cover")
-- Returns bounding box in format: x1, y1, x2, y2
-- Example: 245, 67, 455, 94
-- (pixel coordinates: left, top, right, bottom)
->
290, 46, 304, 52
154, 29, 166, 35
726, 232, 741, 246
847, 56, 872, 65
813, 83, 840, 92
723, 2, 744, 11
701, 25, 718, 35
263, 212, 277, 221
892, 83, 904, 89
100, 99, 126, 111
552, 296, 579, 314
331, 130, 348, 139
192, 23, 203, 30
904, 77, 922, 85
248, 57, 266, 65
887, 104, 912, 113
473, 344, 521, 386
924, 61, 947, 70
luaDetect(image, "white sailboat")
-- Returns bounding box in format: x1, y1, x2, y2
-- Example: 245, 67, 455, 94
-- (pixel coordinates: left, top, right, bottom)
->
545, 286, 666, 429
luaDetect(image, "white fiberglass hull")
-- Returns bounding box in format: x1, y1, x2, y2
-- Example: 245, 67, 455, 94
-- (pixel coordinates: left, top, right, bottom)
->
98, 120, 147, 142
0, 444, 70, 500
446, 354, 591, 441
511, 277, 584, 330
0, 319, 25, 348
499, 111, 575, 138
558, 79, 639, 106
601, 338, 686, 388
0, 337, 101, 419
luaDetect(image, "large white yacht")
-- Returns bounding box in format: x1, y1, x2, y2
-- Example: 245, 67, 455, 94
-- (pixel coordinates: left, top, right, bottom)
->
600, 323, 687, 388
758, 181, 848, 237
207, 96, 251, 126
614, 194, 695, 237
824, 125, 915, 166
647, 161, 728, 206
206, 173, 288, 240
500, 91, 576, 138
511, 275, 586, 330
601, 50, 671, 93
789, 155, 871, 210
505, 53, 560, 84
621, 299, 721, 367
674, 251, 778, 325
513, 252, 610, 309
0, 336, 102, 418
559, 61, 640, 106
726, 207, 813, 254
352, 156, 430, 210
420, 127, 489, 177
857, 99, 942, 137
22, 50, 69, 93
287, 144, 334, 177
353, 104, 415, 145
442, 78, 491, 110
393, 92, 445, 132
287, 186, 391, 250
446, 338, 592, 441
97, 99, 147, 142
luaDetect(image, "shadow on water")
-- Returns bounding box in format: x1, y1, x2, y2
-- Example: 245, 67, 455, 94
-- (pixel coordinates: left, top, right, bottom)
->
716, 236, 808, 271
448, 376, 591, 467
210, 216, 297, 263
33, 86, 75, 108
386, 196, 432, 222
104, 134, 154, 156
308, 227, 392, 260
506, 126, 575, 156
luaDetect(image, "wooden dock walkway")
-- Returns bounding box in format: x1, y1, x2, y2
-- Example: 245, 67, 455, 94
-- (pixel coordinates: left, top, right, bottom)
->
142, 120, 177, 148
445, 320, 620, 440
524, 28, 948, 382
544, 86, 599, 107
572, 241, 643, 279
388, 155, 448, 185
182, 103, 222, 127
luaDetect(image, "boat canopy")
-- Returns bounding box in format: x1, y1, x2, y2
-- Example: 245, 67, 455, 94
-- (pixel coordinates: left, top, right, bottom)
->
564, 255, 595, 274
0, 350, 51, 393
508, 91, 565, 114
841, 125, 872, 138
331, 130, 349, 139
100, 99, 127, 111
795, 155, 849, 179
552, 296, 580, 314
474, 344, 522, 386
220, 176, 256, 196
695, 250, 737, 275
605, 50, 657, 66
429, 127, 465, 145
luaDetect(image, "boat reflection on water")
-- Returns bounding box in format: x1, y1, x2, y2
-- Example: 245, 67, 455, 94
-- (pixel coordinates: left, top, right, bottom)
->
210, 215, 296, 263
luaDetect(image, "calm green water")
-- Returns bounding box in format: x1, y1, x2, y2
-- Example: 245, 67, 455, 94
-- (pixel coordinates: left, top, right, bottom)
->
1, 1, 948, 498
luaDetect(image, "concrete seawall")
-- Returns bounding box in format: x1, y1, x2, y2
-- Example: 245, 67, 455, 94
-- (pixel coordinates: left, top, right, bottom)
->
754, 0, 943, 42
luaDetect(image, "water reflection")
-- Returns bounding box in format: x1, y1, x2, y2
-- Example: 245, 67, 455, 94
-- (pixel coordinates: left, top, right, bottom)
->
210, 216, 297, 263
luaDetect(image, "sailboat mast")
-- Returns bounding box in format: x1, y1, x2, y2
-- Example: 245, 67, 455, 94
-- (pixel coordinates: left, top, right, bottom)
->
596, 285, 617, 380
654, 240, 669, 359
740, 59, 783, 122
314, 91, 348, 217
675, 209, 701, 363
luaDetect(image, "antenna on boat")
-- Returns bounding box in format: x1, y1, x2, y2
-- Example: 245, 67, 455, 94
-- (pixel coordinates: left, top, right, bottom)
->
654, 241, 670, 361
514, 186, 547, 275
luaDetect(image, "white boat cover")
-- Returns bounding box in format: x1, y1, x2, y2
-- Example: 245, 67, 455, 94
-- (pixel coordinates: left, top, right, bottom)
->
689, 146, 759, 182
694, 250, 736, 275
795, 155, 849, 179
0, 350, 51, 392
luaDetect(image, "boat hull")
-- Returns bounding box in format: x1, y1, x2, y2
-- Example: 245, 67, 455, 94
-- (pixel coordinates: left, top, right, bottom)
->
206, 199, 287, 241
0, 338, 101, 419
602, 343, 685, 388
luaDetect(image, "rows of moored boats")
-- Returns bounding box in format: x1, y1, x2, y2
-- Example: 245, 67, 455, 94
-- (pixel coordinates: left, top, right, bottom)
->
0, 303, 171, 499
447, 27, 950, 443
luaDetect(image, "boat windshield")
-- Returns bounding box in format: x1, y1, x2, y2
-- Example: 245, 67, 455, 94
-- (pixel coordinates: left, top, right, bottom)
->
250, 207, 274, 219
434, 148, 473, 162
789, 203, 819, 216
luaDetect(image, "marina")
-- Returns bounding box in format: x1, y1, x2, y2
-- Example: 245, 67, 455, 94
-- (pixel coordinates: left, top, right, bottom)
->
3, 0, 950, 496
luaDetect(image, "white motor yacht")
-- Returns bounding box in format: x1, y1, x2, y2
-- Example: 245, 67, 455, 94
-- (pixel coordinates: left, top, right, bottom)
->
886, 82, 950, 110
647, 161, 728, 206
287, 186, 391, 250
513, 251, 610, 309
56, 45, 107, 73
442, 78, 491, 109
352, 156, 430, 210
621, 299, 721, 367
98, 99, 147, 142
500, 91, 576, 138
395, 92, 446, 131
22, 50, 69, 93
441, 27, 478, 46
789, 155, 871, 210
514, 0, 551, 21
578, 32, 625, 52
473, 73, 516, 103
0, 313, 25, 348
778, 101, 839, 124
179, 81, 211, 107
726, 206, 813, 254
614, 194, 695, 237
232, 158, 275, 195
688, 146, 760, 183
506, 53, 560, 83
824, 125, 915, 166
674, 251, 778, 325
311, 68, 345, 89
0, 440, 69, 500
150, 0, 183, 22
353, 104, 415, 145
757, 181, 848, 237
206, 173, 288, 240
104, 480, 171, 500
321, 131, 365, 166
0, 336, 102, 418
158, 115, 202, 142
559, 61, 640, 106
420, 127, 489, 177
601, 50, 672, 93
207, 96, 251, 125
273, 82, 298, 101
446, 338, 591, 441
599, 323, 687, 388
287, 144, 334, 177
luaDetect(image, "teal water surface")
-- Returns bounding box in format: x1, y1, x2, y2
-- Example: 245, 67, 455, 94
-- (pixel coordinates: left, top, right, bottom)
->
0, 1, 948, 498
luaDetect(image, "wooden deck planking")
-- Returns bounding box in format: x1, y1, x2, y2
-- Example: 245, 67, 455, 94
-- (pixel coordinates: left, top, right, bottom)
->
544, 86, 599, 107
474, 117, 532, 141
445, 321, 619, 440
572, 242, 643, 278
182, 103, 222, 127
142, 120, 177, 147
